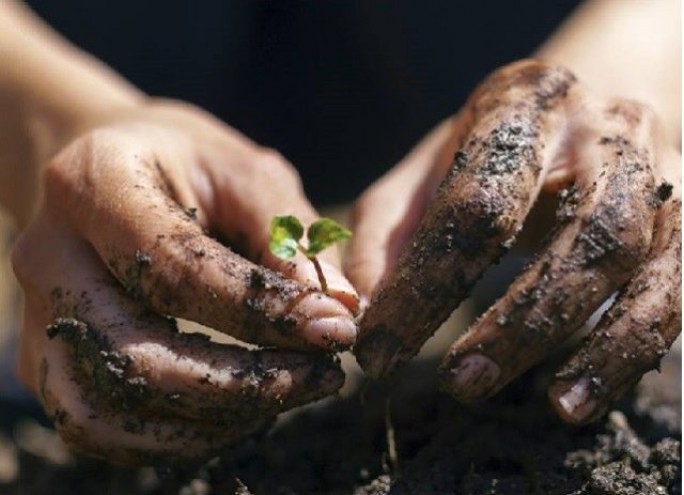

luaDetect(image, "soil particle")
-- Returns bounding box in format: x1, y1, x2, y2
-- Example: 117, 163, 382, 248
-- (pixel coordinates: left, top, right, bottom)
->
478, 120, 537, 177
656, 182, 674, 203
234, 478, 254, 494
135, 250, 152, 267
587, 463, 666, 495
648, 181, 675, 209
453, 150, 469, 172
354, 474, 390, 495
184, 208, 198, 221
576, 214, 623, 265
556, 184, 580, 224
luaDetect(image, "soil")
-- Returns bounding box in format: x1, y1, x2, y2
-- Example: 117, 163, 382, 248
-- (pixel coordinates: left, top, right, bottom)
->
0, 341, 679, 495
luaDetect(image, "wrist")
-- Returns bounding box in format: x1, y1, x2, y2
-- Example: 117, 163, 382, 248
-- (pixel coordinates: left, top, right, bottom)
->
18, 74, 143, 167
2, 70, 142, 229
535, 0, 680, 144
0, 1, 145, 227
10, 87, 143, 229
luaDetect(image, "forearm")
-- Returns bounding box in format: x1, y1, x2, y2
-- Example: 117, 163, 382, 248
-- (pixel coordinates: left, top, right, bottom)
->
0, 0, 143, 226
536, 0, 681, 145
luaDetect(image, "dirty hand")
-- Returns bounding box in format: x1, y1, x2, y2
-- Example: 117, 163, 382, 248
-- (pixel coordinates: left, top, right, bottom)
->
346, 60, 680, 424
11, 100, 359, 463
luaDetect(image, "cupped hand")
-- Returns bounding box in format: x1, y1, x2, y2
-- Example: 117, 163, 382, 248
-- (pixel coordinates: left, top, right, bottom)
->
11, 100, 359, 463
347, 60, 680, 424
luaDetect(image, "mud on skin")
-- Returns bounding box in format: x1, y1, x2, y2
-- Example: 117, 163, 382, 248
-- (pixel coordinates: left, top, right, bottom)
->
356, 60, 578, 378
105, 230, 322, 350
1, 335, 678, 492
440, 114, 658, 405
355, 58, 677, 428
37, 273, 347, 464
550, 198, 682, 424
38, 349, 271, 466
28, 145, 356, 462
46, 150, 358, 354
44, 312, 344, 424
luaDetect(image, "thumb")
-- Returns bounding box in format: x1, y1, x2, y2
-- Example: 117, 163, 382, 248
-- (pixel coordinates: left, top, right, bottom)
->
198, 145, 360, 314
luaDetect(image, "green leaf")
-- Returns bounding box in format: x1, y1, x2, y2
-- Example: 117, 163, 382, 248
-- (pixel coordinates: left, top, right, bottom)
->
269, 215, 304, 259
306, 218, 352, 256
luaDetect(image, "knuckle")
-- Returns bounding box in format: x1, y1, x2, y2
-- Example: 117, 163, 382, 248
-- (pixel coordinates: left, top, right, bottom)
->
42, 142, 82, 206
580, 206, 651, 270
132, 240, 198, 313
477, 59, 577, 109
43, 129, 150, 207
604, 98, 657, 131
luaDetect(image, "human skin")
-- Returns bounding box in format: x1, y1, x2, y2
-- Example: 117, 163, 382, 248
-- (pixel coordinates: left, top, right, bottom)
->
347, 0, 680, 425
0, 0, 679, 463
1, 1, 359, 463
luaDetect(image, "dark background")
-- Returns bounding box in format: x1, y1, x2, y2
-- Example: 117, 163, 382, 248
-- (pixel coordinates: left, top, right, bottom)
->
27, 0, 582, 205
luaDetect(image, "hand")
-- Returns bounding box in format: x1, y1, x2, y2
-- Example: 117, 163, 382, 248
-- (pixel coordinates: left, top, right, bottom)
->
346, 60, 680, 424
11, 100, 359, 463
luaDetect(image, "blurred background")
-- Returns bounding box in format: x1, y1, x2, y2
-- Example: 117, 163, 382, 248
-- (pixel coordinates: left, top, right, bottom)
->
26, 0, 581, 206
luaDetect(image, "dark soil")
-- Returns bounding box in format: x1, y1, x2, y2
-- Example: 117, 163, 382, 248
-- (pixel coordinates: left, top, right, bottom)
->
0, 345, 680, 495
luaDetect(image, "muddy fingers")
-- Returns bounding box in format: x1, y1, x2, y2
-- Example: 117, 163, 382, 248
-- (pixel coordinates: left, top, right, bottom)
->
10, 100, 360, 463
14, 214, 344, 461
356, 61, 577, 378
40, 338, 269, 465
440, 108, 659, 401
548, 173, 681, 424
42, 129, 356, 351
355, 59, 679, 423
49, 314, 344, 422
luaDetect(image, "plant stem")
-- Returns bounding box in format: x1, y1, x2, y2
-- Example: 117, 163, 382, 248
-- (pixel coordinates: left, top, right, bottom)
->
310, 255, 328, 293
297, 243, 328, 293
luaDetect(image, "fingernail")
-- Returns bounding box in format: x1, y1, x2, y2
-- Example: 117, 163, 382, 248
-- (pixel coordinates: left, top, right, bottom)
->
303, 316, 357, 350
442, 353, 500, 402
556, 377, 597, 423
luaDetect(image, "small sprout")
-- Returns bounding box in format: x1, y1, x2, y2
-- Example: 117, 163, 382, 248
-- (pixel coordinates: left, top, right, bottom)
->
269, 215, 304, 259
269, 215, 352, 293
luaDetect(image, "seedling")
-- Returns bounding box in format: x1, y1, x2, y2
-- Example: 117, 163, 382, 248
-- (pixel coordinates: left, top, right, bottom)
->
269, 215, 352, 293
